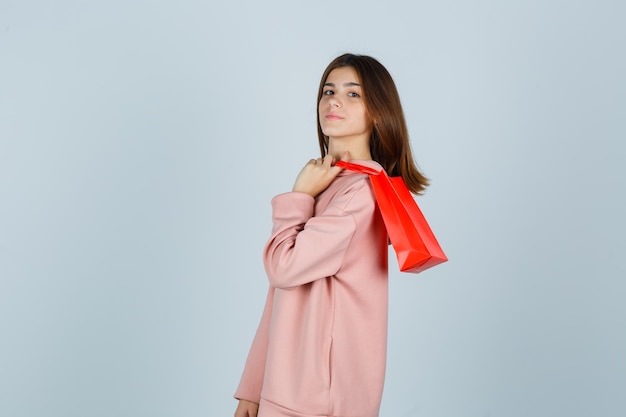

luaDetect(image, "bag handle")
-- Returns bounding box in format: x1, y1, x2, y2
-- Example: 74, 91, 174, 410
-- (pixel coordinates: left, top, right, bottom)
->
335, 160, 382, 176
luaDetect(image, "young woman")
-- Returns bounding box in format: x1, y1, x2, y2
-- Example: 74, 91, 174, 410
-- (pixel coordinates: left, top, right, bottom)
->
234, 53, 429, 417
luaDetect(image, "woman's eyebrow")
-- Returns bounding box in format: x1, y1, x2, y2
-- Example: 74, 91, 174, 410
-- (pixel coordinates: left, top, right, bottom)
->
323, 82, 361, 87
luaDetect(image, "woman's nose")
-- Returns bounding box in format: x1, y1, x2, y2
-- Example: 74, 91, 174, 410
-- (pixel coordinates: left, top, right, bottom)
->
328, 96, 341, 107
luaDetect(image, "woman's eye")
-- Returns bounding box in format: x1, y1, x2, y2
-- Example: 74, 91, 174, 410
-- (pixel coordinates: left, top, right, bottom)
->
323, 90, 334, 96
348, 92, 361, 98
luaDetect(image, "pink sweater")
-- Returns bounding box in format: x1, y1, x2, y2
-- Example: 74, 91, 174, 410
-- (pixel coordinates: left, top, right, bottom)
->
235, 160, 389, 417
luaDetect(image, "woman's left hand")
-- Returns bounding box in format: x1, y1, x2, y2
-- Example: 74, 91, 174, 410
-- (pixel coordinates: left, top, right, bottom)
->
292, 152, 350, 198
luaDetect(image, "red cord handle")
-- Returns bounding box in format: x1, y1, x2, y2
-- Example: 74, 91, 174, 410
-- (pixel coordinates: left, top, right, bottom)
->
335, 160, 383, 176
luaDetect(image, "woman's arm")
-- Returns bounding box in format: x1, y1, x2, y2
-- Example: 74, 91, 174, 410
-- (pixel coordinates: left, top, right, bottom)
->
263, 176, 375, 289
263, 194, 356, 289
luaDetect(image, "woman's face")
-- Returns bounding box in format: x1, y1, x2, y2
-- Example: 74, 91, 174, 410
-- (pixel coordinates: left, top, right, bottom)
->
318, 66, 372, 141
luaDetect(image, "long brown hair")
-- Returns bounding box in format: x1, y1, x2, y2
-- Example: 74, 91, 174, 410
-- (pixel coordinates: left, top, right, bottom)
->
317, 53, 429, 194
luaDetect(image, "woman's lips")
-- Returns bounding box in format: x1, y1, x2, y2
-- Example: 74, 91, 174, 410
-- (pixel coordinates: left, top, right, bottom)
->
325, 113, 343, 120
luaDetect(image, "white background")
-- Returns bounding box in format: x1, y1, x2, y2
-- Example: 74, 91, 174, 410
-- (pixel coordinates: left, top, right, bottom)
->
1, 1, 624, 416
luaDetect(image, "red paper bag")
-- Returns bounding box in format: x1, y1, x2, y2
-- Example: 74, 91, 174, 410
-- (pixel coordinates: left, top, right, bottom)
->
336, 160, 448, 274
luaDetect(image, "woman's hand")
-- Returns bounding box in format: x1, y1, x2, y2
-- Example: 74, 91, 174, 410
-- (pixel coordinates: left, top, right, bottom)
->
234, 399, 259, 417
292, 152, 350, 198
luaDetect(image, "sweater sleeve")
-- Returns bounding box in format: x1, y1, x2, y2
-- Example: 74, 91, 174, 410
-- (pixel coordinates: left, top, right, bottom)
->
263, 182, 372, 290
233, 287, 274, 403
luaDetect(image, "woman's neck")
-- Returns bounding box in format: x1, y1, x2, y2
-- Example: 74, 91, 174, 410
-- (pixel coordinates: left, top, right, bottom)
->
328, 136, 372, 161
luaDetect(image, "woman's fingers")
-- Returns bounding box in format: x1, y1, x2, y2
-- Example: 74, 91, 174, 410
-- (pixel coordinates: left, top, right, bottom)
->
293, 153, 353, 197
